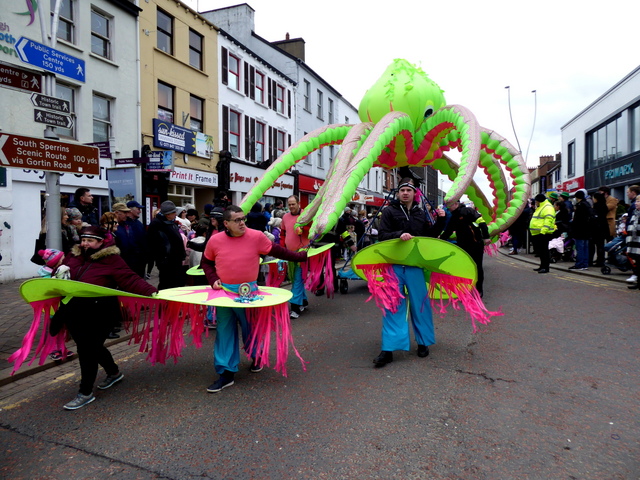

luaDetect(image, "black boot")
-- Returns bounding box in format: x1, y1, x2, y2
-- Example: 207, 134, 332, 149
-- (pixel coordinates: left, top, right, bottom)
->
417, 345, 430, 357
373, 351, 393, 368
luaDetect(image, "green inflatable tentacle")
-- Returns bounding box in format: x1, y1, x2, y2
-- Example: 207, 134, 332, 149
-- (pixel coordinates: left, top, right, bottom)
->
239, 124, 351, 213
480, 129, 531, 234
478, 149, 510, 222
297, 123, 373, 229
424, 105, 481, 205
308, 112, 415, 239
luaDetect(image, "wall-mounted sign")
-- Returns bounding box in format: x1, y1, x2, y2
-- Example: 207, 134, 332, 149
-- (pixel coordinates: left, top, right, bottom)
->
229, 161, 293, 197
145, 150, 174, 172
85, 141, 112, 159
152, 119, 213, 159
171, 166, 218, 187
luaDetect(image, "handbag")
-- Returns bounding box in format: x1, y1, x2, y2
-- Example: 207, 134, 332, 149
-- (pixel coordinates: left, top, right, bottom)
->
30, 232, 47, 265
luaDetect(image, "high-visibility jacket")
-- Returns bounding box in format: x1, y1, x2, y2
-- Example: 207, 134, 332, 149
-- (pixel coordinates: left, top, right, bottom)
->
529, 200, 556, 236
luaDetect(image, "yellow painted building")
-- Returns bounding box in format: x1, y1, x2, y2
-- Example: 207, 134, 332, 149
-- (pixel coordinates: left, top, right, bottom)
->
139, 0, 220, 210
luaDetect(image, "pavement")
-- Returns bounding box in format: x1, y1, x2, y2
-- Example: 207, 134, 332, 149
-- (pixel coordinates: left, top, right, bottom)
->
0, 246, 633, 388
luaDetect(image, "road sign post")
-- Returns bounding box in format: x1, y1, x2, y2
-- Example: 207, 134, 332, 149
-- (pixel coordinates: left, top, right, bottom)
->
33, 109, 73, 129
30, 93, 71, 113
0, 133, 100, 175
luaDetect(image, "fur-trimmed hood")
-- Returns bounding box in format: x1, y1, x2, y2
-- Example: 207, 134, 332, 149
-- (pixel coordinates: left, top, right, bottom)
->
70, 244, 121, 259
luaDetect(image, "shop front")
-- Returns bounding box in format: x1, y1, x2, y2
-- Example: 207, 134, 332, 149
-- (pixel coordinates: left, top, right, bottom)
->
229, 161, 294, 207
298, 174, 324, 208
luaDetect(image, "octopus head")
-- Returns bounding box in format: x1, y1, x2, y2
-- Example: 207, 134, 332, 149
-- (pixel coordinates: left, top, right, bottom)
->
358, 59, 446, 131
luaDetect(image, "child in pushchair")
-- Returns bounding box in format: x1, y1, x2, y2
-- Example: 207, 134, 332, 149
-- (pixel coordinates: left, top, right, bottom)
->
602, 235, 631, 274
549, 233, 575, 263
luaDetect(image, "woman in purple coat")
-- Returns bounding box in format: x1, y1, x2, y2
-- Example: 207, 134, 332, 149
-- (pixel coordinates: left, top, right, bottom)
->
55, 225, 157, 410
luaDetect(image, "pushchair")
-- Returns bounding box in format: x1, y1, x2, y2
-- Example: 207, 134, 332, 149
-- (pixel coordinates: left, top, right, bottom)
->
549, 233, 575, 263
601, 236, 631, 275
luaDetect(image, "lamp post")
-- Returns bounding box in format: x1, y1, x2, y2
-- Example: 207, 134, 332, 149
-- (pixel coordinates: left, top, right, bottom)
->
505, 86, 523, 155
524, 90, 537, 164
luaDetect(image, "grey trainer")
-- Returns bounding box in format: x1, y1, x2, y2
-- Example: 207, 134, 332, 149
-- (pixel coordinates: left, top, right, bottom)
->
63, 393, 95, 410
97, 372, 124, 390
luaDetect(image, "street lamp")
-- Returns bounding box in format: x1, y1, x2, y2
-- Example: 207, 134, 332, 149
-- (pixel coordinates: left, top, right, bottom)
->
524, 90, 537, 164
505, 86, 523, 154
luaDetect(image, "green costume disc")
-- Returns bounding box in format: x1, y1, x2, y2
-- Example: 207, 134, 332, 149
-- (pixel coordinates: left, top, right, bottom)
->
20, 278, 149, 303
187, 265, 205, 276
351, 237, 478, 284
261, 242, 335, 264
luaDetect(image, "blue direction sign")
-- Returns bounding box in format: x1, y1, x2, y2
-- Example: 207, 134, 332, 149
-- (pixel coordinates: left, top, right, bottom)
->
15, 37, 85, 83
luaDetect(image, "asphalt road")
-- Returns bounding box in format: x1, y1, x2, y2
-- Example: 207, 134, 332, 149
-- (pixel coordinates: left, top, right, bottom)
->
1, 255, 639, 479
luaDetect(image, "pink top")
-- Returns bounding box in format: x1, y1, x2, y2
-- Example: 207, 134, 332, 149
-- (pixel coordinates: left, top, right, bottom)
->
204, 228, 273, 284
280, 211, 309, 251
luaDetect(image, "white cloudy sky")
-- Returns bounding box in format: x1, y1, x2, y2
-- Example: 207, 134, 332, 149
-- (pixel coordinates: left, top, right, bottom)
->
187, 0, 639, 169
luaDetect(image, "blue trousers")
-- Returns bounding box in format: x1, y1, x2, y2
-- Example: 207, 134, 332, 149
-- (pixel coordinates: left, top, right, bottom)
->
289, 264, 308, 306
381, 265, 435, 351
574, 238, 589, 268
213, 306, 255, 375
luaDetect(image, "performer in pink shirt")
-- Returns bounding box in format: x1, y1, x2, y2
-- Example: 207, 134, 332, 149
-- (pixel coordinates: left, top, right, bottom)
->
280, 195, 311, 318
202, 205, 307, 393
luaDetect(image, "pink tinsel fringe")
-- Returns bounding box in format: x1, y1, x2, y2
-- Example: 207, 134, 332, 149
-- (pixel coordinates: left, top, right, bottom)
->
10, 294, 305, 377
428, 272, 502, 333
302, 250, 334, 298
360, 263, 404, 313
266, 261, 287, 287
244, 302, 307, 377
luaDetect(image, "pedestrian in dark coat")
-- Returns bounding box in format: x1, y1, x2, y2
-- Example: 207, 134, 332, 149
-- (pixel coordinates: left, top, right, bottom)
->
147, 201, 187, 289
54, 225, 157, 410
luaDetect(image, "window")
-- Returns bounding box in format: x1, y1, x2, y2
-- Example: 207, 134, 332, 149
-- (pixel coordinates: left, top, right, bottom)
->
92, 94, 111, 142
328, 98, 334, 124
255, 72, 265, 104
190, 95, 203, 132
91, 10, 111, 59
277, 130, 286, 157
567, 141, 575, 178
318, 148, 324, 169
276, 85, 285, 114
631, 105, 640, 153
329, 145, 335, 165
228, 54, 240, 90
157, 81, 174, 123
55, 83, 76, 138
229, 110, 241, 157
345, 116, 349, 124
317, 90, 323, 119
255, 121, 265, 163
303, 80, 311, 112
52, 0, 75, 43
189, 29, 203, 70
586, 115, 623, 169
157, 9, 173, 54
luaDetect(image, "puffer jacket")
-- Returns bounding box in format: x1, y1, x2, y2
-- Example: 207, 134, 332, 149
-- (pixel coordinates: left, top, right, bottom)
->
529, 200, 556, 236
378, 200, 444, 241
62, 244, 157, 296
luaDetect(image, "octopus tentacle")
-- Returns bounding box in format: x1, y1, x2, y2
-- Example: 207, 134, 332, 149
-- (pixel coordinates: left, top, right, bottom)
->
305, 112, 415, 239
297, 123, 373, 228
480, 129, 531, 234
421, 105, 482, 205
239, 124, 351, 213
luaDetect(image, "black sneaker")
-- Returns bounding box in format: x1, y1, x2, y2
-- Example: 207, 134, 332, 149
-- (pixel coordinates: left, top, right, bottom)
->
97, 372, 124, 390
373, 351, 393, 368
417, 345, 430, 357
250, 359, 263, 373
207, 373, 235, 393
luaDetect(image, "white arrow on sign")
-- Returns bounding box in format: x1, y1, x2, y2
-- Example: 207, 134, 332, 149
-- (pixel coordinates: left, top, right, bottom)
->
15, 37, 28, 63
0, 135, 8, 166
